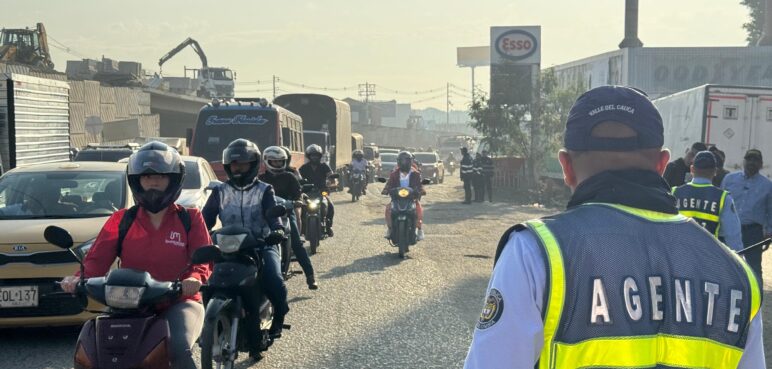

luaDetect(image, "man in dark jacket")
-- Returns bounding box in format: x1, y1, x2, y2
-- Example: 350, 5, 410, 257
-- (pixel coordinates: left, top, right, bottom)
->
663, 142, 706, 187
709, 146, 729, 187
480, 150, 495, 202
473, 153, 485, 202
460, 147, 474, 204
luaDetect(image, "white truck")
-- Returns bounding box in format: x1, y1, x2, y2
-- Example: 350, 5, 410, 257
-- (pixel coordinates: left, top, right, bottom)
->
0, 73, 70, 171
653, 84, 772, 177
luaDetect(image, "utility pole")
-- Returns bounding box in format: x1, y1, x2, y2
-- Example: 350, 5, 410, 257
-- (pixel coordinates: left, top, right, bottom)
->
446, 82, 450, 126
272, 75, 277, 99
358, 82, 376, 124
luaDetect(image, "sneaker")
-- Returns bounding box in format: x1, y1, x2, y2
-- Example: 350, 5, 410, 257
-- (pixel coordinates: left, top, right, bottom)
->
307, 277, 319, 290
326, 228, 334, 237
416, 228, 425, 241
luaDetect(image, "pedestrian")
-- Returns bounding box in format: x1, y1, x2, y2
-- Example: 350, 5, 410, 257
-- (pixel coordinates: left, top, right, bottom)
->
464, 86, 764, 368
721, 148, 772, 281
460, 147, 474, 204
709, 146, 729, 187
473, 152, 485, 202
663, 142, 706, 187
480, 150, 495, 202
672, 150, 743, 251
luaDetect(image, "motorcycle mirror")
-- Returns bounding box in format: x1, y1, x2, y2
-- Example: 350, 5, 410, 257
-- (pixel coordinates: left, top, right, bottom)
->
421, 179, 431, 185
266, 205, 287, 218
328, 173, 341, 179
301, 184, 315, 193
191, 245, 222, 264
376, 177, 387, 183
44, 226, 74, 249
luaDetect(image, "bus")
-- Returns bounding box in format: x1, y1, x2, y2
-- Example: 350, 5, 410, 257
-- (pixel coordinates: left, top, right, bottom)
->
191, 99, 304, 180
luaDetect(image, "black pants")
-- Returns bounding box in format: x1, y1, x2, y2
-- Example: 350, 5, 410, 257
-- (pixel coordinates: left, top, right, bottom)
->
482, 176, 493, 202
462, 179, 473, 203
289, 210, 314, 281
742, 223, 765, 282
474, 175, 485, 202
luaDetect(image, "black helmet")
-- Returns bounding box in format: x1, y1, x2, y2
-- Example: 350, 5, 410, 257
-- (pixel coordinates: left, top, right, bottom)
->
223, 139, 261, 187
306, 144, 323, 164
127, 141, 185, 213
397, 151, 413, 172
353, 149, 364, 160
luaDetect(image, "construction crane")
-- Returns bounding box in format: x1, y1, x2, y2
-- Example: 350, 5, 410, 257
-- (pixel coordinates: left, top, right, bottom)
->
158, 37, 234, 99
0, 22, 55, 70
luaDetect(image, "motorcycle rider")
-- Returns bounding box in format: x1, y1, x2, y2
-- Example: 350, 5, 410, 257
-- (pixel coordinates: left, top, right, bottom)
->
259, 146, 319, 290
61, 141, 212, 369
382, 151, 426, 240
299, 144, 336, 237
349, 149, 369, 195
201, 139, 289, 356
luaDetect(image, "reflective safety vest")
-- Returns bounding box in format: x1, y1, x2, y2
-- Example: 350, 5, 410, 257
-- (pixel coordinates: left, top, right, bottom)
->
520, 203, 760, 369
672, 182, 728, 237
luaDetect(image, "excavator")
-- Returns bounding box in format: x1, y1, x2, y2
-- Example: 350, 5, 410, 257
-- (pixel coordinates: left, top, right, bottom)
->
158, 37, 234, 99
0, 22, 55, 70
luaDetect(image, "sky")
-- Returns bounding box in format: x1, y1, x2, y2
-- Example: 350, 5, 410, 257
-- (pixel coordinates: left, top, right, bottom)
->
2, 0, 753, 109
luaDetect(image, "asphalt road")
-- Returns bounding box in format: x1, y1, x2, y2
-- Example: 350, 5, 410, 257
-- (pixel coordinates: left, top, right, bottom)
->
3, 175, 772, 368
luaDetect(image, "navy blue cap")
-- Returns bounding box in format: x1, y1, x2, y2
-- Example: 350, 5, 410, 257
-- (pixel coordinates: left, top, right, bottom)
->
564, 86, 664, 151
692, 151, 717, 169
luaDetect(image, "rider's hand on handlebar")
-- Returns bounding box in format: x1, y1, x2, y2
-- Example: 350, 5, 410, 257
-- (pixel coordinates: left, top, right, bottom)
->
60, 275, 80, 294
266, 230, 287, 245
181, 277, 202, 297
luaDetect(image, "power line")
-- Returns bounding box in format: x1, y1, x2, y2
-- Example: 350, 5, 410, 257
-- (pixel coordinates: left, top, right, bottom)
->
47, 35, 90, 59
278, 78, 358, 92
378, 85, 447, 95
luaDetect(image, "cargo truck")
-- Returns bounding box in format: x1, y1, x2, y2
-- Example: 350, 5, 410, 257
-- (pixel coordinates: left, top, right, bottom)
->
0, 73, 70, 171
653, 84, 772, 177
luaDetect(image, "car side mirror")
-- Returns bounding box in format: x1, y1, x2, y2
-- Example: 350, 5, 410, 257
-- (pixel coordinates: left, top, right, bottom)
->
205, 180, 222, 191
191, 245, 222, 264
376, 177, 387, 183
266, 205, 286, 218
44, 226, 74, 249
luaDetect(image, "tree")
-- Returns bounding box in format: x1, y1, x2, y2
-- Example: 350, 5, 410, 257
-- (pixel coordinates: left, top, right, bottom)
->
742, 0, 764, 45
468, 68, 584, 188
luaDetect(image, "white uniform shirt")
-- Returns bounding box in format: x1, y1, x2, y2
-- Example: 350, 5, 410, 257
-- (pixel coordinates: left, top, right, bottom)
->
464, 230, 766, 369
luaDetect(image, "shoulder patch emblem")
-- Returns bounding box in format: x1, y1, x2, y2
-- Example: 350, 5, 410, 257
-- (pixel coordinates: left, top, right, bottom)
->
477, 288, 504, 330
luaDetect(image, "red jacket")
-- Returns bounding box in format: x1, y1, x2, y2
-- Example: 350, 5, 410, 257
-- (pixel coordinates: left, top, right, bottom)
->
382, 169, 424, 196
78, 204, 212, 302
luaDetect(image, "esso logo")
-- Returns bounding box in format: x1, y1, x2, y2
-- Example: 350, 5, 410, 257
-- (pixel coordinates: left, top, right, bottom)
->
495, 30, 538, 61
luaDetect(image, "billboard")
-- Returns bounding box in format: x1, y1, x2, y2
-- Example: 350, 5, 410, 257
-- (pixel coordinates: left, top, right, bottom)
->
490, 26, 541, 65
457, 46, 490, 67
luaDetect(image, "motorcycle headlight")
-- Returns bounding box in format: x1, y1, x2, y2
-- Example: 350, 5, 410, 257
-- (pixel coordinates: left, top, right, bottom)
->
73, 239, 95, 262
398, 188, 410, 198
217, 233, 247, 254
104, 286, 145, 309
308, 199, 320, 210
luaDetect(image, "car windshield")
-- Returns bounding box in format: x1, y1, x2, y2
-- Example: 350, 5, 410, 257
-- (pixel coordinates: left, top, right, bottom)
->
182, 160, 201, 189
414, 153, 437, 163
0, 171, 125, 219
380, 153, 397, 163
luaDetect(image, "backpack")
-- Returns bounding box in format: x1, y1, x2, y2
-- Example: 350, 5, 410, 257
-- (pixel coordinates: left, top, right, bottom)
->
116, 205, 192, 257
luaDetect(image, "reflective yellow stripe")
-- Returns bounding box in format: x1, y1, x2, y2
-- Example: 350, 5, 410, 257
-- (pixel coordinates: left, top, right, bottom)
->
526, 220, 565, 369
679, 210, 720, 223
716, 191, 728, 237
585, 203, 687, 222
553, 334, 744, 368
733, 251, 762, 323
688, 182, 714, 188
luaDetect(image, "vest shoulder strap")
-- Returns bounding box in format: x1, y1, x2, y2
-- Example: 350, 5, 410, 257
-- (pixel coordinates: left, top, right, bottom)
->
116, 206, 192, 257
493, 223, 526, 267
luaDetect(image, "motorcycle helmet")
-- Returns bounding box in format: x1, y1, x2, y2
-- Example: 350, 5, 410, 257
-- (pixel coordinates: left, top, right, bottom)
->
223, 138, 261, 187
127, 141, 186, 214
306, 144, 323, 164
264, 146, 288, 173
397, 151, 413, 172
353, 150, 364, 160
281, 146, 293, 170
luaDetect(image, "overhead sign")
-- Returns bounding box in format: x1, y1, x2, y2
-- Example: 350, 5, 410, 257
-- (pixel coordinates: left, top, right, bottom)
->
490, 26, 541, 65
457, 46, 490, 67
204, 115, 269, 126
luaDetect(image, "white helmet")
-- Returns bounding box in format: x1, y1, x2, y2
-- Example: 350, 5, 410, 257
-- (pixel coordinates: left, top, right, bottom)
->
263, 146, 288, 173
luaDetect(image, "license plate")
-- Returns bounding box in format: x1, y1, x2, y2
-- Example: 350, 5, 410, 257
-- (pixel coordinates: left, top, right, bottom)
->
0, 286, 38, 308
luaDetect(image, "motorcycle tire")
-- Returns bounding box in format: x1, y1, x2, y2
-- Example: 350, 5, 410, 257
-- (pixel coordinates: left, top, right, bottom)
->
397, 221, 409, 259
307, 217, 321, 255
280, 239, 291, 279
200, 310, 237, 369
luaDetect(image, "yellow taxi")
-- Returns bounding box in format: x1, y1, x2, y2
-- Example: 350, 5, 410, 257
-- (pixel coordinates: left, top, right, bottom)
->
0, 161, 131, 327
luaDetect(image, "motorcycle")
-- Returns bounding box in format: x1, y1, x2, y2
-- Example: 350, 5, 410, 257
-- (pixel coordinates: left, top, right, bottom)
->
275, 196, 301, 281
301, 174, 339, 255
446, 159, 456, 176
198, 207, 288, 368
348, 169, 366, 202
377, 177, 431, 259
43, 225, 214, 369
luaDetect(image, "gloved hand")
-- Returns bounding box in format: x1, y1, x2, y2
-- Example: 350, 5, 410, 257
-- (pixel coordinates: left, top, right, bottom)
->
266, 229, 287, 245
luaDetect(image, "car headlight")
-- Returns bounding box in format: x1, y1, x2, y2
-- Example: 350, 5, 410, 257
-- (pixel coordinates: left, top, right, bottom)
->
104, 286, 145, 309
73, 239, 95, 262
217, 233, 247, 254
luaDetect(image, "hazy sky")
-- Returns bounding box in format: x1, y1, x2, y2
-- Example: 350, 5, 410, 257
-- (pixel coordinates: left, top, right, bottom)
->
3, 0, 752, 108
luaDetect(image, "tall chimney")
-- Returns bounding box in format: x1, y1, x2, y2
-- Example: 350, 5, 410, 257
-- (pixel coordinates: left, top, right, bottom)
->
619, 0, 644, 48
756, 0, 772, 45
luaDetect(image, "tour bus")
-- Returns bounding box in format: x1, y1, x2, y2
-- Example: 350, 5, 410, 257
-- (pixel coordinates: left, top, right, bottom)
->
191, 98, 305, 180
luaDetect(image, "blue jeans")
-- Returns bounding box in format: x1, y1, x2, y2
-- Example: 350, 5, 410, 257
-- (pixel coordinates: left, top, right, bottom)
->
288, 210, 315, 280
257, 246, 289, 322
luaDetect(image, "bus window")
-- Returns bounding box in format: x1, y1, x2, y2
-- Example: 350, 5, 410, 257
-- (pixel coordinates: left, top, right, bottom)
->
191, 109, 278, 162
282, 127, 291, 147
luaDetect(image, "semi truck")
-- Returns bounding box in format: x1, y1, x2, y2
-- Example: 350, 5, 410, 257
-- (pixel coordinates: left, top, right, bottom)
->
0, 73, 70, 171
274, 93, 352, 176
653, 84, 772, 177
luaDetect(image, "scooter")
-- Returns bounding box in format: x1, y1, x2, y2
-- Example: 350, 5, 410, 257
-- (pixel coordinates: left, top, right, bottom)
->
377, 177, 431, 259
43, 225, 213, 369
198, 207, 288, 368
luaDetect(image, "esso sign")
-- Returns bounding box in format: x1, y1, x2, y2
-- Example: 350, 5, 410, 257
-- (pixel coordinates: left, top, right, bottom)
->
495, 30, 538, 61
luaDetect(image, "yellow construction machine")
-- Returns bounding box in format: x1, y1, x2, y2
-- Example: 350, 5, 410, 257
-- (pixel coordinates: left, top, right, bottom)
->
0, 22, 55, 70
